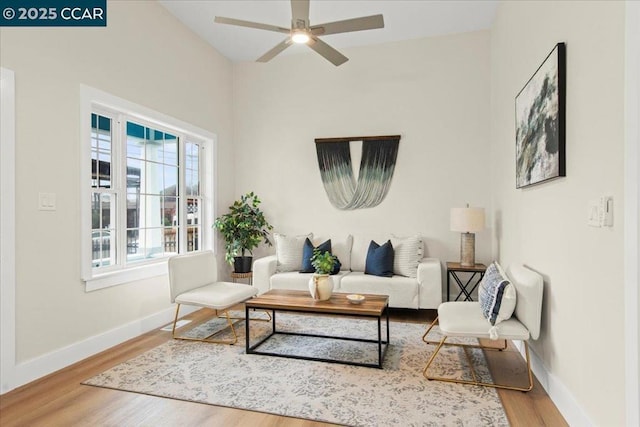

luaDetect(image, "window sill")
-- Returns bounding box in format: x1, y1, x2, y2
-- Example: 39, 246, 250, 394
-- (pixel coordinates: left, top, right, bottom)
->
84, 261, 168, 292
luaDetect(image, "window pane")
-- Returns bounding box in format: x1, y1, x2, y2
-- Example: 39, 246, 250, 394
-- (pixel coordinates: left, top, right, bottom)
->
186, 198, 200, 252
193, 171, 200, 196
101, 193, 113, 229
91, 192, 116, 268
150, 195, 164, 228
164, 227, 178, 255
127, 158, 142, 193
145, 162, 163, 195
92, 230, 113, 267
126, 229, 143, 262
98, 152, 111, 188
187, 198, 199, 225
91, 114, 112, 189
145, 228, 164, 258
164, 165, 178, 195
185, 172, 192, 197
145, 130, 163, 163
163, 196, 177, 227
127, 192, 140, 228
164, 134, 178, 166
91, 193, 100, 229
126, 122, 144, 159
187, 226, 199, 252
186, 142, 200, 197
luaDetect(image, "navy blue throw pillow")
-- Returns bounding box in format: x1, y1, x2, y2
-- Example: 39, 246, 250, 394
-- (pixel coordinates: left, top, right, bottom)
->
300, 238, 332, 273
331, 257, 342, 275
365, 240, 394, 277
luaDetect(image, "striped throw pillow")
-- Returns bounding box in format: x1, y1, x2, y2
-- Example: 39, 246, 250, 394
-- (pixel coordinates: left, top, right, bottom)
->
390, 235, 423, 278
274, 233, 312, 272
478, 262, 517, 326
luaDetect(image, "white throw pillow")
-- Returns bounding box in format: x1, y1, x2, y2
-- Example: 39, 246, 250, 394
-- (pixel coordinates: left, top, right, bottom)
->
313, 234, 353, 271
274, 233, 312, 272
390, 235, 423, 278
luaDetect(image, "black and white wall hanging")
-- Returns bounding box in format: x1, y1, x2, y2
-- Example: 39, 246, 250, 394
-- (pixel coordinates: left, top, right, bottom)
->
315, 135, 400, 210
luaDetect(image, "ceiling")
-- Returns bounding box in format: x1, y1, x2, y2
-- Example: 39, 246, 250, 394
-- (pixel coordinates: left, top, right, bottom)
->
159, 0, 498, 63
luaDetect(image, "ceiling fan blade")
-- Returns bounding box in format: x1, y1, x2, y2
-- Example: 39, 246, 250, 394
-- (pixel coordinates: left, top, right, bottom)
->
214, 16, 290, 34
257, 38, 293, 62
311, 14, 384, 36
291, 0, 310, 28
308, 36, 348, 66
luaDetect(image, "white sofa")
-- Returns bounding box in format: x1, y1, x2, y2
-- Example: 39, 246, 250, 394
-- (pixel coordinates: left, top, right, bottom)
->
253, 234, 442, 309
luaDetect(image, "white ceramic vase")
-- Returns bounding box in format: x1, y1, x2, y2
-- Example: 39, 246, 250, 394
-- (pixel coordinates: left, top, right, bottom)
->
309, 274, 334, 301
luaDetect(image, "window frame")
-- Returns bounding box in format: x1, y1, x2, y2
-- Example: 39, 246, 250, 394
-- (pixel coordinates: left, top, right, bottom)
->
80, 85, 216, 291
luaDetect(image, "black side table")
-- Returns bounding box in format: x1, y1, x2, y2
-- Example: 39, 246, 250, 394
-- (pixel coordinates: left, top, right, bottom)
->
447, 262, 487, 301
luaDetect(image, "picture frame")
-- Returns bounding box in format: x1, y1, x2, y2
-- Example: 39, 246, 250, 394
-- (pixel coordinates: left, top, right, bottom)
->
515, 42, 566, 188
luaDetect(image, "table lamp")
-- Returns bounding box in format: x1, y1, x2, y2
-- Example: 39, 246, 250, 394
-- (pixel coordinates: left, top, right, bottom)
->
450, 204, 485, 267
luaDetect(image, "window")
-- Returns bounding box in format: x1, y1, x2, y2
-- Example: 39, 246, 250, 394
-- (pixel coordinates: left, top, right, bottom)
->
81, 86, 215, 291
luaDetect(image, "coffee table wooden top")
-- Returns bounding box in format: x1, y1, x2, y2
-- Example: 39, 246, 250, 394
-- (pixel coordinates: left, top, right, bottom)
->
246, 289, 389, 316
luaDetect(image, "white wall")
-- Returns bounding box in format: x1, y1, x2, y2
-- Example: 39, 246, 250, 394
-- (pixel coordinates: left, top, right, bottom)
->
490, 2, 625, 425
0, 1, 234, 365
233, 31, 492, 269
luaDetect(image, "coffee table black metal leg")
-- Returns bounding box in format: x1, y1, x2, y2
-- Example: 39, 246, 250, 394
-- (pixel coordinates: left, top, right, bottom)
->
386, 304, 390, 342
377, 316, 382, 368
245, 304, 250, 353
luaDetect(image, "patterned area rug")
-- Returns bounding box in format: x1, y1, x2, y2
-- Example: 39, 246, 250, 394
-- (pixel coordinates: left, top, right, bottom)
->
84, 313, 508, 426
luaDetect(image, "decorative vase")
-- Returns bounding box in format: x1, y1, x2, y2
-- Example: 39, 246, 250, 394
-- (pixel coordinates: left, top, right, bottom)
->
308, 274, 333, 301
233, 256, 253, 273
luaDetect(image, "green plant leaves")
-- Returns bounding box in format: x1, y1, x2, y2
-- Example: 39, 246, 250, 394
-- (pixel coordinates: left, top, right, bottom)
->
213, 192, 273, 265
310, 249, 338, 275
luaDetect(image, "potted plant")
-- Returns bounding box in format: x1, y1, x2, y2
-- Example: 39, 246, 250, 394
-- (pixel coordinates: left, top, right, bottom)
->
308, 249, 339, 301
213, 192, 273, 273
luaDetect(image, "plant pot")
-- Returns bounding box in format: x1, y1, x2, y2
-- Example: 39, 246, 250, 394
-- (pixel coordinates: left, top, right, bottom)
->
233, 256, 253, 273
308, 274, 334, 301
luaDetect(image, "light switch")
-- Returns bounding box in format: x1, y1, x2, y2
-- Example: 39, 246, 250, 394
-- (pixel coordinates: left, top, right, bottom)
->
38, 192, 56, 211
587, 196, 613, 227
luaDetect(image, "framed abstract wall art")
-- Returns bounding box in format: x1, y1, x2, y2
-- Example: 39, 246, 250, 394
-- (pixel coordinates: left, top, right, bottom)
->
515, 42, 566, 188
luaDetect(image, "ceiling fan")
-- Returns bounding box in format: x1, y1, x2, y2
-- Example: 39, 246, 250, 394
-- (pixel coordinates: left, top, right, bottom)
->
214, 0, 384, 66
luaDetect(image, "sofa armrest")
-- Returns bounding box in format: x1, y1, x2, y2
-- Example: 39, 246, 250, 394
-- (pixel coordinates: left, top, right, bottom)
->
417, 258, 442, 309
253, 255, 276, 295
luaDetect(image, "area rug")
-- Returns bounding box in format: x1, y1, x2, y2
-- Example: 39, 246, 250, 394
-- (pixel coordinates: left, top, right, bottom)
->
84, 313, 509, 426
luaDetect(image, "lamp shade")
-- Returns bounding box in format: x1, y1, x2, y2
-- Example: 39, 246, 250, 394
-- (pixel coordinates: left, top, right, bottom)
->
450, 207, 485, 233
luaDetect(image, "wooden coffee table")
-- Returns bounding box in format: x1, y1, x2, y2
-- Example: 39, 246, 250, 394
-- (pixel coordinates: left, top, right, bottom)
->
245, 289, 390, 368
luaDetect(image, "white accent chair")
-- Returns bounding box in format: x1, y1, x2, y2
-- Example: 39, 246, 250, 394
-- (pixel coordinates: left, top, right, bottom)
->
422, 264, 543, 391
168, 251, 258, 344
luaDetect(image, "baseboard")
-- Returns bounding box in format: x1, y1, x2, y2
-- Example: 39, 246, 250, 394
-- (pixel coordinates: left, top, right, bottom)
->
5, 305, 198, 394
514, 341, 594, 426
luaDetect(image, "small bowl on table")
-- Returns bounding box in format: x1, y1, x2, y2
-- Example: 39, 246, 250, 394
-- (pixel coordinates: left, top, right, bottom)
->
346, 294, 366, 305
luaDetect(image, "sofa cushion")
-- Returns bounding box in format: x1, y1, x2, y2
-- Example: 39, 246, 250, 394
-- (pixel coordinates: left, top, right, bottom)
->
438, 302, 529, 340
300, 238, 332, 273
340, 272, 419, 309
391, 235, 423, 278
313, 234, 353, 271
478, 261, 516, 326
365, 240, 394, 277
270, 271, 347, 292
274, 233, 312, 272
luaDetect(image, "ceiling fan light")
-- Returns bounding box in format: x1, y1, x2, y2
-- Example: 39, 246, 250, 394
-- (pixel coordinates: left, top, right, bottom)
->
291, 31, 310, 44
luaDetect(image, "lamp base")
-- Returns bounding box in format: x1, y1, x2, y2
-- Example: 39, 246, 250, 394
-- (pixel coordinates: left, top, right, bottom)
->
460, 233, 476, 267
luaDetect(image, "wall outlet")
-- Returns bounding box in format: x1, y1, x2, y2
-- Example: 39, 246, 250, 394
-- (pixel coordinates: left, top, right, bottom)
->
38, 192, 56, 211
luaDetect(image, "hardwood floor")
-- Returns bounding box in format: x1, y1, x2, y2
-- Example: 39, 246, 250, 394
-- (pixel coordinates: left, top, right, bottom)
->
0, 307, 567, 426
